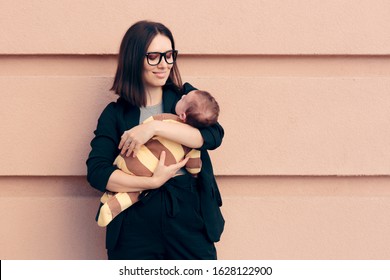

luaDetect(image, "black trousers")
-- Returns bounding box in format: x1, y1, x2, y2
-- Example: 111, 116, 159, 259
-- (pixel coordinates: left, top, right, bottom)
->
107, 174, 217, 260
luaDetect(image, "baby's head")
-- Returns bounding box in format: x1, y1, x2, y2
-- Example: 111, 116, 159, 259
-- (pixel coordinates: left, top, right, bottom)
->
175, 90, 220, 128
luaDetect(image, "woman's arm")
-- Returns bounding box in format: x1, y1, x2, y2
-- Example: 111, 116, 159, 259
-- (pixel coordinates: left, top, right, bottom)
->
153, 120, 203, 148
118, 83, 224, 157
152, 120, 225, 150
87, 103, 188, 193
119, 120, 203, 157
198, 122, 225, 150
120, 119, 224, 157
106, 151, 189, 192
86, 103, 121, 192
106, 170, 158, 193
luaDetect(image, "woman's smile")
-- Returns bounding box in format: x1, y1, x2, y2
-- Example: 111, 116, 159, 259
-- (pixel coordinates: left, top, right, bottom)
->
153, 71, 167, 79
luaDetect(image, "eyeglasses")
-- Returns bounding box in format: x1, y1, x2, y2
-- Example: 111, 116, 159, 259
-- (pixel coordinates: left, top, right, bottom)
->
145, 50, 178, 66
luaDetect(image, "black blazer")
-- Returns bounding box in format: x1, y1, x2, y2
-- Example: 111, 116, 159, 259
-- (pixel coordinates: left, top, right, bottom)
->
86, 83, 225, 250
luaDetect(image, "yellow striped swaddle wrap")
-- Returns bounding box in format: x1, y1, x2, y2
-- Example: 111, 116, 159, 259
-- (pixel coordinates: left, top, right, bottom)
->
97, 114, 202, 227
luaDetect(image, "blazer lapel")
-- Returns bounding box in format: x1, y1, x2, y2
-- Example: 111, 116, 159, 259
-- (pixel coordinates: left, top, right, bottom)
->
117, 98, 140, 131
163, 88, 179, 114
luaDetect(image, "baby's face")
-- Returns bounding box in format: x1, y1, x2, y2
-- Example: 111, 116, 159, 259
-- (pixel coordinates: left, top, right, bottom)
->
175, 90, 199, 121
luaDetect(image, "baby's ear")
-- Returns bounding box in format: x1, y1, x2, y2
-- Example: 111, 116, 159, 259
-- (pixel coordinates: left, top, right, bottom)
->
179, 112, 187, 122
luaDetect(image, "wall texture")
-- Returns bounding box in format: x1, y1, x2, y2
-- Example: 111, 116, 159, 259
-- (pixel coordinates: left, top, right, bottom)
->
1, 0, 390, 259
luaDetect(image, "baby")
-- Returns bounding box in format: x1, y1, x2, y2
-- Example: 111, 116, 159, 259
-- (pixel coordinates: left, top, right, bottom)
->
97, 90, 220, 226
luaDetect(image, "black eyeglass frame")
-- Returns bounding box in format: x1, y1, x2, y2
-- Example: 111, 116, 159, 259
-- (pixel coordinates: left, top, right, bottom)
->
145, 50, 178, 66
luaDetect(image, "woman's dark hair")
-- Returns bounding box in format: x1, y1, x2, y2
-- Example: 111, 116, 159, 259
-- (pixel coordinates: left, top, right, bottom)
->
111, 20, 182, 107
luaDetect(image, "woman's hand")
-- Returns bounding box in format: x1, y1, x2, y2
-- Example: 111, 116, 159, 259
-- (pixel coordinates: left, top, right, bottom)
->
151, 151, 190, 187
118, 122, 156, 157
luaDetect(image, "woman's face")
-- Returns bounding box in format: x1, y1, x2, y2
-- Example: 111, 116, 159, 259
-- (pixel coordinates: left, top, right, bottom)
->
143, 34, 174, 91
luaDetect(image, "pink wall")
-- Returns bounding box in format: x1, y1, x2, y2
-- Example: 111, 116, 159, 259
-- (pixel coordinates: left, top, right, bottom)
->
1, 0, 390, 259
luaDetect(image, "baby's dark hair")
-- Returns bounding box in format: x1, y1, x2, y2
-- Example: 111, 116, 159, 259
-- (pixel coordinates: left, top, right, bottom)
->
185, 90, 220, 128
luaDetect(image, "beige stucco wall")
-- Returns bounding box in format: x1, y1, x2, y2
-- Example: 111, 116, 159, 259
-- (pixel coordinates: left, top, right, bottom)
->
1, 0, 390, 259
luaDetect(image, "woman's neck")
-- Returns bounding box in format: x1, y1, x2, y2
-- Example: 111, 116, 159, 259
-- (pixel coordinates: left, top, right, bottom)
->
145, 87, 163, 106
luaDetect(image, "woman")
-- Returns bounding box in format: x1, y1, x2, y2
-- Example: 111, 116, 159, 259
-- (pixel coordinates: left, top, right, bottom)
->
86, 20, 224, 260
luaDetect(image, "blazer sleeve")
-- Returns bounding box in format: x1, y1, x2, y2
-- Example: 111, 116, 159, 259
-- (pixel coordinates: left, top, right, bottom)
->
86, 102, 120, 192
198, 122, 225, 151
182, 82, 225, 151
